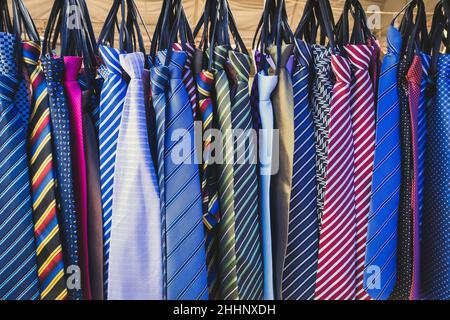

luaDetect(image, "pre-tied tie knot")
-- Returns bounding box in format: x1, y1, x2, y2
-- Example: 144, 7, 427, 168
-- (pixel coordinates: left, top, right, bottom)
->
41, 56, 65, 83
157, 50, 186, 79
22, 41, 41, 66
331, 55, 352, 85
99, 45, 123, 76
213, 45, 228, 71
120, 52, 145, 80
64, 56, 82, 82
150, 65, 170, 95
345, 44, 373, 71
294, 39, 312, 69
387, 26, 402, 55
197, 70, 214, 99
229, 51, 251, 82
257, 72, 278, 101
407, 55, 423, 86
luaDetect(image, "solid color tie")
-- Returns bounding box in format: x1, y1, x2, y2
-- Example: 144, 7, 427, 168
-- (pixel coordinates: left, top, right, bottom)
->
282, 39, 319, 301
345, 44, 376, 301
311, 45, 333, 223
63, 56, 92, 300
406, 55, 423, 300
157, 50, 208, 300
250, 50, 262, 131
0, 33, 40, 300
257, 71, 278, 300
173, 43, 197, 118
390, 59, 413, 300
108, 52, 162, 300
229, 51, 264, 300
41, 56, 81, 300
315, 54, 357, 300
422, 54, 450, 301
268, 45, 295, 300
98, 45, 127, 298
196, 69, 220, 299
364, 26, 402, 300
212, 45, 239, 300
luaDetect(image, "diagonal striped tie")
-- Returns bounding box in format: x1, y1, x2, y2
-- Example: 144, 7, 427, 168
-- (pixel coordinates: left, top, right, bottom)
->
173, 43, 197, 118
364, 26, 402, 300
107, 52, 163, 300
282, 39, 319, 301
196, 69, 221, 299
345, 44, 376, 301
0, 33, 40, 301
315, 54, 357, 300
157, 50, 208, 300
229, 51, 264, 300
98, 45, 128, 298
212, 45, 240, 300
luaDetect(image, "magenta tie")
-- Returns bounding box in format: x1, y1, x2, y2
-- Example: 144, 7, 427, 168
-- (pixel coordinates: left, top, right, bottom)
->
63, 56, 92, 300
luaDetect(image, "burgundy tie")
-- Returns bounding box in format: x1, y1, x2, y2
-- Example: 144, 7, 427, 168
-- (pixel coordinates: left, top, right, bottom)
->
63, 56, 92, 300
345, 45, 376, 300
407, 55, 423, 300
315, 55, 357, 300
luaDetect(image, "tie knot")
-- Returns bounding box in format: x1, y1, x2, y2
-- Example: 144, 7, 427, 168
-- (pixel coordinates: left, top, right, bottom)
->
331, 55, 352, 84
229, 51, 251, 81
258, 72, 278, 101
294, 39, 312, 68
120, 52, 145, 79
173, 43, 194, 62
0, 32, 18, 75
99, 45, 123, 76
22, 41, 41, 66
42, 56, 65, 82
213, 46, 228, 70
157, 50, 186, 78
407, 55, 423, 86
0, 74, 19, 102
197, 70, 214, 99
64, 56, 82, 81
150, 65, 170, 95
312, 45, 332, 70
345, 44, 372, 71
387, 26, 402, 55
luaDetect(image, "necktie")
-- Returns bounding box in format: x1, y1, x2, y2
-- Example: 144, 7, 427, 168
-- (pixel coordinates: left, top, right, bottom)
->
173, 43, 197, 118
406, 55, 423, 300
63, 56, 92, 300
98, 45, 127, 298
422, 54, 450, 301
14, 74, 32, 134
311, 45, 333, 223
229, 51, 264, 300
268, 45, 295, 300
390, 59, 413, 300
345, 44, 376, 300
212, 45, 239, 300
0, 33, 40, 301
108, 52, 162, 300
257, 72, 278, 300
41, 56, 81, 300
315, 54, 357, 300
364, 26, 402, 300
157, 50, 208, 300
250, 50, 262, 131
368, 38, 382, 102
196, 69, 220, 299
282, 39, 319, 301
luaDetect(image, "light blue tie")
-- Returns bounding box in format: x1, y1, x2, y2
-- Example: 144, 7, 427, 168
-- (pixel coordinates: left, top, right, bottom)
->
157, 50, 208, 300
364, 26, 402, 300
98, 45, 128, 297
107, 52, 163, 300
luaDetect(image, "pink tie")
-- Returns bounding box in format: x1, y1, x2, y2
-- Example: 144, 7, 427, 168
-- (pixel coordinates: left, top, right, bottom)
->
64, 56, 92, 300
407, 55, 423, 300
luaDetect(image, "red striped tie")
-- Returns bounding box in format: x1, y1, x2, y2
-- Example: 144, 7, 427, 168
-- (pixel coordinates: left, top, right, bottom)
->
315, 55, 357, 300
345, 44, 376, 300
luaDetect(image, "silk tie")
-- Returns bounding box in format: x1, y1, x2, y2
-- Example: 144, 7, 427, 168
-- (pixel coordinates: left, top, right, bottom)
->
98, 45, 127, 298
157, 50, 208, 300
41, 55, 81, 299
173, 43, 197, 118
315, 54, 357, 300
0, 33, 40, 301
422, 54, 450, 301
282, 39, 319, 301
368, 38, 382, 102
196, 69, 220, 299
108, 52, 162, 300
229, 51, 264, 300
257, 72, 278, 300
268, 45, 295, 300
63, 56, 92, 300
212, 45, 239, 300
406, 55, 423, 300
311, 45, 333, 223
345, 44, 376, 301
364, 26, 402, 300
15, 73, 32, 134
390, 59, 413, 300
250, 50, 262, 131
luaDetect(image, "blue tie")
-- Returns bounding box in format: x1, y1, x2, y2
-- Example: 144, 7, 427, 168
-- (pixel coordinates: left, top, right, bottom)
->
282, 39, 319, 300
157, 50, 208, 300
422, 54, 450, 300
364, 26, 402, 300
14, 76, 31, 134
98, 45, 128, 298
0, 32, 40, 300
